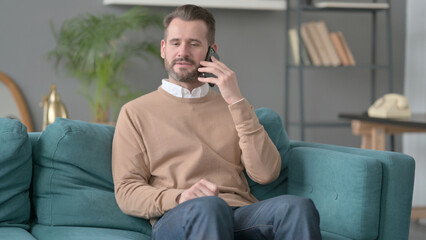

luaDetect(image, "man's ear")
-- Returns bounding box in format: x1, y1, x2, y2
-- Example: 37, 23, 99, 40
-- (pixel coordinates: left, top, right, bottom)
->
160, 40, 166, 59
212, 43, 218, 52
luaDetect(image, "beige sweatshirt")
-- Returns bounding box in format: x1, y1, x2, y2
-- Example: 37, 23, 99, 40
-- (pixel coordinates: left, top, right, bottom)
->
112, 87, 281, 222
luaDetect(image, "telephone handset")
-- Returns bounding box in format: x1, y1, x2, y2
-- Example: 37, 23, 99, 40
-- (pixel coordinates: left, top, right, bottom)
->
368, 93, 411, 119
201, 47, 220, 87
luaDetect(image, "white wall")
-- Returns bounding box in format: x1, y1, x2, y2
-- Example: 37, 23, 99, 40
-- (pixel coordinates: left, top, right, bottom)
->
403, 0, 426, 206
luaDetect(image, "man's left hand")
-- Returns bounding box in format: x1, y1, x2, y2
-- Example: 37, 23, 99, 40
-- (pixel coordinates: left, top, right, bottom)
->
198, 57, 243, 105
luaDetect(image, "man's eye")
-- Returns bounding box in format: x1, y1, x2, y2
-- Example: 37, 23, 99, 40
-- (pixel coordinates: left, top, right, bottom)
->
191, 43, 199, 47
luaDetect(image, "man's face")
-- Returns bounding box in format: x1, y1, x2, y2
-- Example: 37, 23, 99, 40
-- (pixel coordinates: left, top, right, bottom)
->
161, 18, 210, 83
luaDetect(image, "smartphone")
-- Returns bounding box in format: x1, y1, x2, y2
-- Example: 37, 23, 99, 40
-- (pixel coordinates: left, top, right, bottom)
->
202, 47, 220, 87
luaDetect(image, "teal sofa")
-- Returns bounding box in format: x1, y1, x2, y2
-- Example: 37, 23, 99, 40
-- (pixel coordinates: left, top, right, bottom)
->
0, 108, 415, 240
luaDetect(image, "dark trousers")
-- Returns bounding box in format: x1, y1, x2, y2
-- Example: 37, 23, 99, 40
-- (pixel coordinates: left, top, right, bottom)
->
152, 195, 322, 240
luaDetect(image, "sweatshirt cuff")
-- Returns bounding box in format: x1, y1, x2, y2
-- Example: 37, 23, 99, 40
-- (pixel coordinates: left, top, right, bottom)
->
230, 98, 245, 105
161, 189, 185, 212
228, 98, 260, 127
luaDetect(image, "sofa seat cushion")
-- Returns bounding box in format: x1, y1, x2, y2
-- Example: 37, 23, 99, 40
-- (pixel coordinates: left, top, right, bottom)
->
248, 108, 290, 201
32, 119, 151, 235
0, 227, 36, 240
0, 118, 32, 229
321, 231, 353, 240
31, 224, 151, 240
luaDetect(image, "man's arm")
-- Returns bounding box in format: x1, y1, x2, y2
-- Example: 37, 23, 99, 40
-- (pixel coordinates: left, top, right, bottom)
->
198, 57, 281, 184
229, 99, 281, 184
112, 106, 184, 219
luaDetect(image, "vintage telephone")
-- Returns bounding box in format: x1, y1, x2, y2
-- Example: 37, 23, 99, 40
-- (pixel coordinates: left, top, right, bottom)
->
368, 93, 411, 119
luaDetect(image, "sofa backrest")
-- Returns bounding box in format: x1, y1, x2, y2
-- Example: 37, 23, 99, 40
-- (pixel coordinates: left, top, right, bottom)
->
0, 118, 32, 230
31, 118, 152, 236
249, 108, 290, 200
29, 108, 289, 234
0, 108, 288, 235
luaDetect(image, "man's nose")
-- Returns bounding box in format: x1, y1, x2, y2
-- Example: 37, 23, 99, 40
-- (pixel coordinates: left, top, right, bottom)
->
177, 43, 190, 58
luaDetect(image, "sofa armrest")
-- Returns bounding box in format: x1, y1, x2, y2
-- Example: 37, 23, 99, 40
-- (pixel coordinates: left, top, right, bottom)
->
289, 141, 415, 240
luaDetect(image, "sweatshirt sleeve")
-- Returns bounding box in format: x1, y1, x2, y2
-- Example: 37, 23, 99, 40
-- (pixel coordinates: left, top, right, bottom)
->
112, 106, 184, 219
228, 99, 281, 184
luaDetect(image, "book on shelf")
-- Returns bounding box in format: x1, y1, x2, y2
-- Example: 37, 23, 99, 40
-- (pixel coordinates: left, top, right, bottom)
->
337, 31, 356, 66
313, 1, 389, 9
301, 23, 322, 66
293, 21, 356, 67
288, 29, 300, 65
329, 32, 351, 66
306, 21, 332, 66
288, 28, 311, 66
314, 21, 341, 67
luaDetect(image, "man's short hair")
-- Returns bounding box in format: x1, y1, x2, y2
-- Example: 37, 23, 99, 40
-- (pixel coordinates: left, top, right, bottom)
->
163, 4, 216, 46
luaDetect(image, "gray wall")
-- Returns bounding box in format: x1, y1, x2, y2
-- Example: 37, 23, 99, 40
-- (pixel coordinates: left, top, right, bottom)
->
0, 0, 406, 150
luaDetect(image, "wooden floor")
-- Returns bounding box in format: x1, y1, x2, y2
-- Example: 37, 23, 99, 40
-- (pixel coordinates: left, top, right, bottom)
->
410, 220, 426, 240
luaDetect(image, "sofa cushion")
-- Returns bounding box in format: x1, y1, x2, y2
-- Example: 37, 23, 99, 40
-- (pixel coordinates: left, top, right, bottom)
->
247, 108, 290, 200
0, 118, 32, 230
0, 227, 37, 240
31, 224, 151, 240
287, 147, 382, 240
32, 118, 151, 235
290, 140, 415, 240
320, 231, 352, 240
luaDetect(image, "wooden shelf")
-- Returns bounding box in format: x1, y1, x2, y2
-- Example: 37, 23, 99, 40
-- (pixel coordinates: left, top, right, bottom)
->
314, 1, 389, 10
288, 65, 390, 69
284, 0, 393, 141
103, 0, 287, 11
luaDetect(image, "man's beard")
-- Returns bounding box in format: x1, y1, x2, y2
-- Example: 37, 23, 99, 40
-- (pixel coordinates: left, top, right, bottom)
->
164, 57, 200, 83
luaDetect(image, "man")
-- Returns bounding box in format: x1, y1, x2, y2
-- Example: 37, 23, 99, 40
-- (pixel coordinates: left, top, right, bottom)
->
112, 4, 321, 240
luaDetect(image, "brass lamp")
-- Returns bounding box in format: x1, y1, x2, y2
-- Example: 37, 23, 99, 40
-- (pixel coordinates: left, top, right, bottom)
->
41, 85, 68, 130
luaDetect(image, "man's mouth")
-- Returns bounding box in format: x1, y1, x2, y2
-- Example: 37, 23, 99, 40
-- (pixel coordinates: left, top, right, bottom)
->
173, 58, 196, 68
175, 62, 192, 66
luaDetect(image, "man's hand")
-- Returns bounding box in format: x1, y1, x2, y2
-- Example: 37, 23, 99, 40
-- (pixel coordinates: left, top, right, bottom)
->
198, 57, 244, 105
176, 179, 219, 204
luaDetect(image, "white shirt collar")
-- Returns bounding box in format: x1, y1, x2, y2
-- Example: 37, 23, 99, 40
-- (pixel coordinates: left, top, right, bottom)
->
161, 79, 209, 98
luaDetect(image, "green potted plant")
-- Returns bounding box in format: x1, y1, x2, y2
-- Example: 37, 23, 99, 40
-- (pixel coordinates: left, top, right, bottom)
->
48, 7, 163, 122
